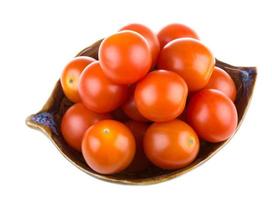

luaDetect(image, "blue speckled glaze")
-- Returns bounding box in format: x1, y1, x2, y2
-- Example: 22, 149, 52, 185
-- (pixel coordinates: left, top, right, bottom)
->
240, 70, 250, 82
32, 112, 58, 135
239, 68, 256, 96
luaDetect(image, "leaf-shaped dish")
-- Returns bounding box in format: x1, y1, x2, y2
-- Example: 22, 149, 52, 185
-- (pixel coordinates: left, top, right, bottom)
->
26, 39, 257, 185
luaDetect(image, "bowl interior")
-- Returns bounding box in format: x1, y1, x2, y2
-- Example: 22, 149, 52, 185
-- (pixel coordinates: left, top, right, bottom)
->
26, 40, 257, 184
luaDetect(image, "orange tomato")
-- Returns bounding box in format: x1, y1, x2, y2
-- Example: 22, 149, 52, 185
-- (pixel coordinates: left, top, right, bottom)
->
99, 31, 152, 84
158, 23, 199, 48
120, 23, 160, 66
81, 120, 136, 174
204, 67, 237, 101
144, 120, 199, 169
61, 103, 111, 151
61, 56, 96, 102
158, 38, 215, 91
135, 70, 188, 122
78, 61, 128, 113
187, 89, 238, 142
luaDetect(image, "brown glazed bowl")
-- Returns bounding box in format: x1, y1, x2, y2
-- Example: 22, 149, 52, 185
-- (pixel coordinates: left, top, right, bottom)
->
26, 39, 257, 185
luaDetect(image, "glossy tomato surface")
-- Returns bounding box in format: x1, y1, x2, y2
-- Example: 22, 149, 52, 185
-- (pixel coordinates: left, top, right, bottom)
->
61, 103, 111, 151
99, 31, 152, 84
125, 121, 150, 172
135, 70, 188, 122
158, 23, 199, 48
158, 38, 215, 91
204, 67, 237, 101
120, 23, 160, 66
81, 120, 136, 174
187, 89, 238, 143
144, 120, 199, 169
78, 61, 128, 113
61, 56, 96, 102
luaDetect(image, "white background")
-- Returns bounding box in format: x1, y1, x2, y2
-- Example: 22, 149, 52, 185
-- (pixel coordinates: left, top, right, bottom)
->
0, 0, 271, 199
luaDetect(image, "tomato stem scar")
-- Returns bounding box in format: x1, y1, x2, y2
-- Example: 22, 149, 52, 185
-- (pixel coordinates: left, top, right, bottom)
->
103, 128, 110, 134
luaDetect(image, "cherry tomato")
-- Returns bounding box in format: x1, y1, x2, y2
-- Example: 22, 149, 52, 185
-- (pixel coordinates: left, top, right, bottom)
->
120, 23, 160, 66
61, 103, 111, 151
125, 121, 150, 172
81, 120, 136, 174
158, 23, 199, 48
60, 56, 96, 102
158, 38, 215, 91
135, 70, 188, 122
187, 89, 238, 143
78, 61, 128, 113
144, 119, 199, 169
99, 31, 152, 84
204, 67, 237, 101
122, 86, 148, 122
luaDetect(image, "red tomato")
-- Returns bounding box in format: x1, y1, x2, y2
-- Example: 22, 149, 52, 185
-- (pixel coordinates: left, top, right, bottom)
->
204, 67, 237, 101
125, 121, 150, 172
120, 23, 160, 66
158, 38, 215, 91
122, 86, 148, 122
158, 23, 199, 48
144, 120, 199, 169
99, 31, 152, 84
135, 70, 188, 122
187, 89, 238, 143
81, 120, 136, 174
61, 103, 111, 151
78, 61, 128, 113
61, 56, 96, 102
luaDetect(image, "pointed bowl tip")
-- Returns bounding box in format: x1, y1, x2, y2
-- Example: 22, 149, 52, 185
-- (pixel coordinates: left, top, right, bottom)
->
26, 39, 257, 185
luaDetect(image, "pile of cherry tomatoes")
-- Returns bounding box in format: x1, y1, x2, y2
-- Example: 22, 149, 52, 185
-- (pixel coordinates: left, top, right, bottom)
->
60, 23, 238, 175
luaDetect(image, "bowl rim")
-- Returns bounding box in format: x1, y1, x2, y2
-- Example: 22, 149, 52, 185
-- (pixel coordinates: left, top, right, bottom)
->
26, 40, 257, 185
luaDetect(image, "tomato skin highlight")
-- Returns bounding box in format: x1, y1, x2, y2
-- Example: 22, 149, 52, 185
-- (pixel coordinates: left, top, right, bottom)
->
61, 103, 111, 151
135, 70, 188, 122
120, 23, 160, 66
61, 56, 96, 102
204, 67, 237, 101
187, 89, 238, 143
143, 120, 199, 170
81, 120, 136, 174
59, 24, 241, 176
78, 61, 128, 113
158, 38, 215, 91
158, 23, 199, 48
99, 31, 152, 84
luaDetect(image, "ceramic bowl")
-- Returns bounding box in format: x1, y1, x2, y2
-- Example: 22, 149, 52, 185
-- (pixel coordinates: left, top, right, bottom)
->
26, 39, 257, 185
